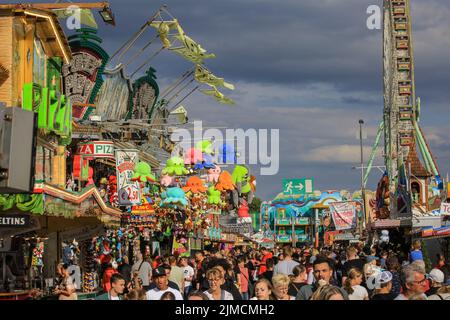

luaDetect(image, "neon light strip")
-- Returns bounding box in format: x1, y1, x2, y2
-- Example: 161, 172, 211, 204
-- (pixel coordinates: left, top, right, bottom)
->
23, 10, 70, 64
43, 184, 122, 217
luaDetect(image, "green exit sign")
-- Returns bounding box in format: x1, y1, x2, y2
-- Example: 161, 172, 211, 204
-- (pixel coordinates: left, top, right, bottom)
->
283, 178, 314, 195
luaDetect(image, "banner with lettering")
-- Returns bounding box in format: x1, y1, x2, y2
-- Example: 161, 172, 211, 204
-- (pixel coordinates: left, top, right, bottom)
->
440, 202, 450, 216
115, 149, 141, 205
329, 201, 357, 231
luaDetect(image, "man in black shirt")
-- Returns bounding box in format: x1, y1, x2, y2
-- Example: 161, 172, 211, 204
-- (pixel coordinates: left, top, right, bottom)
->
118, 256, 132, 284
261, 258, 274, 283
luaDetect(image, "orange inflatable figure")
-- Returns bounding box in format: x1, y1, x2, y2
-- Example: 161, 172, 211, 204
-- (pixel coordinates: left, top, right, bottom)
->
182, 176, 207, 193
215, 171, 235, 191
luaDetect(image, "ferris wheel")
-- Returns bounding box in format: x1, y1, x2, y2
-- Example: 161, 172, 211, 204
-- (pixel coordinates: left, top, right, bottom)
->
365, 0, 442, 220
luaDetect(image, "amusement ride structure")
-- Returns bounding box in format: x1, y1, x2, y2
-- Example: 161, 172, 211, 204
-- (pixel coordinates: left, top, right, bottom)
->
365, 0, 444, 224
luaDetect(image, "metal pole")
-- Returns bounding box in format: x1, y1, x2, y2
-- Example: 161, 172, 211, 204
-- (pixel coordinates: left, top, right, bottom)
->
314, 208, 319, 249
359, 119, 366, 237
292, 216, 295, 248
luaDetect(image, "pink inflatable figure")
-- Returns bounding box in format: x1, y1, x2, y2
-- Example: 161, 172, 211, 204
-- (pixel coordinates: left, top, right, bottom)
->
160, 174, 174, 187
184, 148, 203, 165
206, 166, 221, 184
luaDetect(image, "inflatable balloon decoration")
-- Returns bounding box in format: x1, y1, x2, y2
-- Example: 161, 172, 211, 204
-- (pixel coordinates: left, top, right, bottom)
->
160, 174, 174, 187
131, 162, 156, 183
237, 199, 251, 218
184, 148, 203, 165
206, 166, 221, 184
162, 156, 189, 176
182, 176, 207, 194
207, 186, 222, 205
231, 165, 254, 208
194, 153, 216, 170
196, 140, 213, 155
218, 143, 237, 164
215, 171, 235, 191
161, 187, 188, 207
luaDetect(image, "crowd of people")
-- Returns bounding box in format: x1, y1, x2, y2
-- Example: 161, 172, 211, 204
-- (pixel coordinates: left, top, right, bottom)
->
53, 239, 450, 300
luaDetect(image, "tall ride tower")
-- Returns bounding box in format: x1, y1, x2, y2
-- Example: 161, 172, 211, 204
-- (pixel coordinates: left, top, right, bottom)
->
383, 0, 417, 217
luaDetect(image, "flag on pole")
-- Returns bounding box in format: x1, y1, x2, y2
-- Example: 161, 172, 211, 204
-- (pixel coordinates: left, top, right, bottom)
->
200, 86, 235, 105
169, 23, 216, 64
194, 64, 235, 90
149, 20, 180, 48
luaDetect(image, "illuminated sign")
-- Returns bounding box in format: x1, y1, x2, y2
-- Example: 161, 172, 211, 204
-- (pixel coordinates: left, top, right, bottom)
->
0, 214, 30, 228
77, 141, 115, 158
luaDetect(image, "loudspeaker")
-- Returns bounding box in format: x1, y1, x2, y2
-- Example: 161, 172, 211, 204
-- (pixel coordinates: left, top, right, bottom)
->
0, 106, 37, 193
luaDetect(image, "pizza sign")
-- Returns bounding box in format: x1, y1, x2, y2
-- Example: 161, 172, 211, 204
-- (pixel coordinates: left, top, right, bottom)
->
77, 141, 115, 158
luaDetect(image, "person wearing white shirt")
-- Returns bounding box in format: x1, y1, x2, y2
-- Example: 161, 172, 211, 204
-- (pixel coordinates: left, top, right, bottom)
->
132, 252, 152, 290
343, 268, 368, 300
146, 267, 183, 300
273, 247, 299, 276
180, 257, 195, 297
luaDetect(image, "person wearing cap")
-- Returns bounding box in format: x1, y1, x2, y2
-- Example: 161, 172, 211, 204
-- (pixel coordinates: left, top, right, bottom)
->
371, 271, 396, 300
426, 268, 445, 296
146, 266, 183, 300
363, 263, 382, 297
147, 264, 180, 291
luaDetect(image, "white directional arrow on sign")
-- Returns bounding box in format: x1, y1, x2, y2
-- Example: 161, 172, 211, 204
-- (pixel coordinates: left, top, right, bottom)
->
295, 183, 304, 191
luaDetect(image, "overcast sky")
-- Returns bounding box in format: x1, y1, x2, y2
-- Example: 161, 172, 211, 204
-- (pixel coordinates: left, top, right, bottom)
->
33, 0, 450, 200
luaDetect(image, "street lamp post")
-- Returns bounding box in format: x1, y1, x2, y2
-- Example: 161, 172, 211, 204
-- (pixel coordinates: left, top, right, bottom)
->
359, 119, 366, 236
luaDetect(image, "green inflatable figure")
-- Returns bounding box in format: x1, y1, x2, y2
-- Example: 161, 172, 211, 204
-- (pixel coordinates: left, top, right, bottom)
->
231, 165, 254, 207
162, 156, 189, 176
131, 161, 156, 183
207, 186, 222, 205
196, 140, 213, 155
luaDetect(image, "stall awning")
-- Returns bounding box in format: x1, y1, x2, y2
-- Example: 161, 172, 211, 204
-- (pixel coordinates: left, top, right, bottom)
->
370, 217, 411, 229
